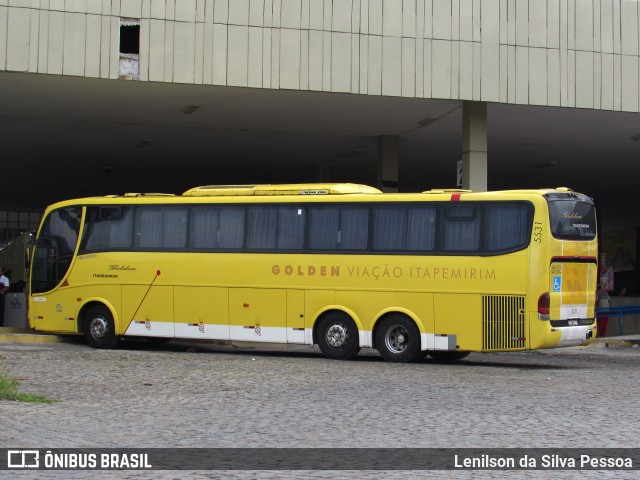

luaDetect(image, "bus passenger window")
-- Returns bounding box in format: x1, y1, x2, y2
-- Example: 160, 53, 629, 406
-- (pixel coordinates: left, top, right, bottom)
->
218, 208, 245, 248
308, 207, 340, 249
135, 207, 187, 249
339, 207, 368, 250
191, 207, 220, 249
373, 207, 407, 250
443, 205, 480, 251
247, 207, 277, 249
407, 207, 436, 251
277, 207, 305, 249
484, 204, 530, 251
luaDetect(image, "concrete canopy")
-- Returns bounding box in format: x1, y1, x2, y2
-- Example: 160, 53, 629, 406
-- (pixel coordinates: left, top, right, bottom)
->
1, 71, 639, 219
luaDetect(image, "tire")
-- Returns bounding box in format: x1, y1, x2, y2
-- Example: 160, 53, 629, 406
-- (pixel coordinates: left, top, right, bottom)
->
316, 313, 360, 360
83, 305, 119, 349
427, 351, 470, 362
375, 315, 422, 363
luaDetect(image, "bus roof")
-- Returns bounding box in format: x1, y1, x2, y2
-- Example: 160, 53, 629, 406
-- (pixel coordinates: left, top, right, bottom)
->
182, 183, 383, 196
43, 185, 590, 210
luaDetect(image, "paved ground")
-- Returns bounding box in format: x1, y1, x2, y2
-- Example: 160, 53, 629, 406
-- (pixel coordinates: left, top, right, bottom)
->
1, 337, 638, 479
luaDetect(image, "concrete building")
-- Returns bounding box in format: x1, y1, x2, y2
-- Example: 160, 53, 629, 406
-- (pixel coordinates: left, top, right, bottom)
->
1, 1, 640, 258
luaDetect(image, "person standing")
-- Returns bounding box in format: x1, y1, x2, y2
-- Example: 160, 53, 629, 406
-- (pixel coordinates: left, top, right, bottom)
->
0, 267, 9, 327
596, 262, 614, 338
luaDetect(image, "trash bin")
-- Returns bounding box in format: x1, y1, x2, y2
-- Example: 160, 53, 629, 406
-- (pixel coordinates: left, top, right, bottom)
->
5, 292, 28, 328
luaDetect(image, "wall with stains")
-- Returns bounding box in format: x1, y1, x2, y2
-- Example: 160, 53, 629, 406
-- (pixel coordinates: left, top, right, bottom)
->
1, 0, 639, 112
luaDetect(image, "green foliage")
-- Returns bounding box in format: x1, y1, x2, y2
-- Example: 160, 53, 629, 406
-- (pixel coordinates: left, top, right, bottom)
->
0, 373, 57, 403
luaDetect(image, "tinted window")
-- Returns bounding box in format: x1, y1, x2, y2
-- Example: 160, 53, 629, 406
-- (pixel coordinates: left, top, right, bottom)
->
277, 206, 305, 249
75, 200, 533, 256
82, 206, 133, 251
373, 207, 407, 250
134, 207, 187, 249
308, 207, 340, 249
247, 206, 278, 249
372, 206, 437, 251
191, 207, 220, 249
31, 207, 82, 293
485, 204, 530, 251
442, 205, 480, 251
339, 207, 368, 249
548, 199, 596, 240
218, 208, 245, 248
407, 207, 436, 251
308, 205, 369, 250
191, 206, 246, 249
308, 206, 368, 250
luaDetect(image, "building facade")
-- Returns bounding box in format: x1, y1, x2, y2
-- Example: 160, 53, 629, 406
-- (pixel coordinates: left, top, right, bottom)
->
2, 0, 639, 112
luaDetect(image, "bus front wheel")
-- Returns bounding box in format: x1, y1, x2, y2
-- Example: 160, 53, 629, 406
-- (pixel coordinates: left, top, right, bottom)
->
317, 313, 360, 360
375, 315, 422, 363
83, 305, 119, 349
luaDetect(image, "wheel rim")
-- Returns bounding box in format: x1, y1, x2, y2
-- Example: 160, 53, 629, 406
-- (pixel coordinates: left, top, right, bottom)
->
384, 324, 409, 354
326, 323, 349, 348
89, 316, 109, 340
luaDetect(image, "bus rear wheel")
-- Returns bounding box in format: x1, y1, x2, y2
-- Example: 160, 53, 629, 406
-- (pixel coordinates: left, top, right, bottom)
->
375, 315, 422, 363
317, 313, 360, 360
427, 351, 470, 362
83, 305, 119, 349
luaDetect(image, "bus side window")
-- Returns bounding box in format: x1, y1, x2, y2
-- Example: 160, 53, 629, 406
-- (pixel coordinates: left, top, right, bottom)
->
191, 207, 220, 249
442, 205, 480, 251
135, 207, 187, 250
407, 207, 436, 251
277, 206, 305, 250
246, 206, 278, 249
218, 207, 245, 248
191, 206, 246, 250
484, 204, 530, 251
308, 207, 340, 249
82, 206, 133, 251
339, 207, 368, 250
372, 206, 408, 250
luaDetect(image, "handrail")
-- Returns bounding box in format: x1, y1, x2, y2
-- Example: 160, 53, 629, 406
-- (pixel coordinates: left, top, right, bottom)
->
595, 305, 640, 336
596, 305, 640, 317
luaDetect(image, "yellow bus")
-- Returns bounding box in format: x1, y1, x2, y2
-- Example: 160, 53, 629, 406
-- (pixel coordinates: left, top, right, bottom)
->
28, 183, 598, 362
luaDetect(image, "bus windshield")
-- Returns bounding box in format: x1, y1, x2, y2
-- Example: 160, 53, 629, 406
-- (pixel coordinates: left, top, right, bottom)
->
547, 198, 596, 240
31, 206, 82, 294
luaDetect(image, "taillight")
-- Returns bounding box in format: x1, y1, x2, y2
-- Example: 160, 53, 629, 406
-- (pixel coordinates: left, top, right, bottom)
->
538, 292, 550, 320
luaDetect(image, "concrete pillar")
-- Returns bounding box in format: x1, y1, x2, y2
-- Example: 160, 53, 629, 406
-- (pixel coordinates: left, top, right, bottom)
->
377, 135, 399, 192
461, 101, 487, 191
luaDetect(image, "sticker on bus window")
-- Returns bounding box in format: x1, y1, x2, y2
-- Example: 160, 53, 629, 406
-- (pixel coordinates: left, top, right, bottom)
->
553, 276, 562, 292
